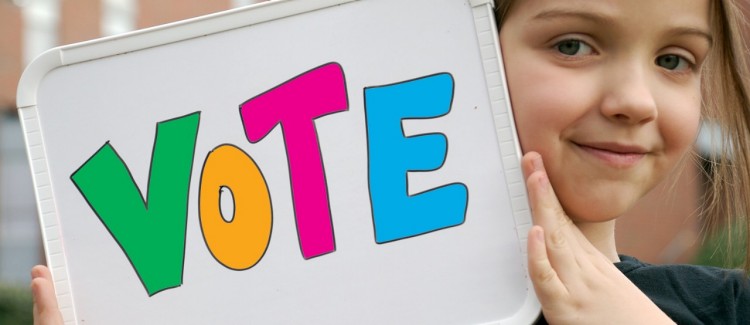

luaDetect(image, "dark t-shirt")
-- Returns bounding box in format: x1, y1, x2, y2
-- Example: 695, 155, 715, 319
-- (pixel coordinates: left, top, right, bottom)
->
534, 255, 750, 324
616, 255, 749, 324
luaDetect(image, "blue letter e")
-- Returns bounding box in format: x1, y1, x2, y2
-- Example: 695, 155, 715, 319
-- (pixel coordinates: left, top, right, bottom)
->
364, 73, 468, 243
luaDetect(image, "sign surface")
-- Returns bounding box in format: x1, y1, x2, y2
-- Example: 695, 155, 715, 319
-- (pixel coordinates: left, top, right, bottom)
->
18, 0, 539, 323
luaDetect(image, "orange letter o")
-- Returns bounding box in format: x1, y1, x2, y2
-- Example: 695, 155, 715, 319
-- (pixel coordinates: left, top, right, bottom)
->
199, 144, 272, 270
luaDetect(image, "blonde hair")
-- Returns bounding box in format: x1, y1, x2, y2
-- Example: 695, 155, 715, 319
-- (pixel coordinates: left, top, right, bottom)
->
701, 0, 750, 270
494, 0, 750, 270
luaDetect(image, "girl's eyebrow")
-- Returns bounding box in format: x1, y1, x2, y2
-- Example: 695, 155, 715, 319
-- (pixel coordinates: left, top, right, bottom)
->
532, 8, 713, 46
532, 8, 614, 25
668, 27, 714, 46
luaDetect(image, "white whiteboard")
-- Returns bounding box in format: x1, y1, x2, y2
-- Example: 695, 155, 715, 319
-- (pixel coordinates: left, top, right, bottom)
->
17, 0, 539, 323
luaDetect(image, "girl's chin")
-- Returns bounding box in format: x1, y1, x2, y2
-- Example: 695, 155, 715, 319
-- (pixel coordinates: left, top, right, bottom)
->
567, 213, 621, 224
561, 201, 633, 224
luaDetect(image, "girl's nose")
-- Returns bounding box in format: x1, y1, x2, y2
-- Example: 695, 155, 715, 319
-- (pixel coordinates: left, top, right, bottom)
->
599, 64, 658, 125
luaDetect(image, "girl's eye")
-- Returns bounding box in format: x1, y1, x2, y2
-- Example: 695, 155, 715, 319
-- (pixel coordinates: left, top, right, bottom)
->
656, 54, 691, 71
555, 39, 593, 56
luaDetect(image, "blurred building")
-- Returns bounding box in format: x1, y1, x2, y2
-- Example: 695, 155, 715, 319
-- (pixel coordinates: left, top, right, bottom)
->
0, 0, 266, 285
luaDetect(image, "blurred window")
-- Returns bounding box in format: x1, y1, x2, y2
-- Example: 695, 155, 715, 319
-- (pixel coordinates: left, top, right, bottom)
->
20, 0, 59, 64
0, 111, 39, 284
102, 0, 136, 36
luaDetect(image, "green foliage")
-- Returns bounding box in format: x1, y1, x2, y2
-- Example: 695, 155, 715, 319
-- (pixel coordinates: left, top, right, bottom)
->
694, 222, 748, 269
0, 282, 33, 325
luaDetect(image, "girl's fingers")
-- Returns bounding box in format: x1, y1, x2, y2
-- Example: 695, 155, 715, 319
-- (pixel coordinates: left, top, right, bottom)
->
521, 152, 583, 283
31, 265, 63, 325
527, 225, 569, 308
521, 152, 572, 231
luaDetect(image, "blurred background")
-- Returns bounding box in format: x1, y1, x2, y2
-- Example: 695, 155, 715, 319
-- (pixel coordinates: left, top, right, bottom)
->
0, 0, 748, 323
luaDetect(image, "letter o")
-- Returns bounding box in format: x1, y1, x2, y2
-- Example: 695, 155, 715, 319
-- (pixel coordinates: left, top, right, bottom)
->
199, 144, 272, 270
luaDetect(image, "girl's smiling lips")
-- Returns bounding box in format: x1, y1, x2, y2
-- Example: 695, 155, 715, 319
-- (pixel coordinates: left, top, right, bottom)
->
572, 141, 649, 168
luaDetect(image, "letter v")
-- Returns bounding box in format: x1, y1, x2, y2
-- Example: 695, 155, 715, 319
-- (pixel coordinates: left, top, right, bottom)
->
71, 112, 200, 296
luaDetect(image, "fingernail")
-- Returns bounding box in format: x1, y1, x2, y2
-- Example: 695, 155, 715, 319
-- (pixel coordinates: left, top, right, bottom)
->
532, 155, 543, 172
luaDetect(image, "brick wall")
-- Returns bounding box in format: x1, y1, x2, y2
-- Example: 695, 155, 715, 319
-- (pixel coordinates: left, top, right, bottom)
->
60, 0, 101, 45
0, 2, 22, 110
137, 0, 230, 29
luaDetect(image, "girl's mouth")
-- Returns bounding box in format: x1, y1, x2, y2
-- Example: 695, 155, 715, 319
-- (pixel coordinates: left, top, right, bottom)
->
573, 141, 647, 168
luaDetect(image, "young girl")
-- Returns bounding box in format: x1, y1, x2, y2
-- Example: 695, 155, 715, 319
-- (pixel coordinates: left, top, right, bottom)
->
497, 0, 750, 323
32, 0, 750, 324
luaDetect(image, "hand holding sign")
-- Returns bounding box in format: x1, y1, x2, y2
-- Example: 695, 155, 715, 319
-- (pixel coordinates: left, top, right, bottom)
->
521, 152, 673, 324
31, 265, 64, 325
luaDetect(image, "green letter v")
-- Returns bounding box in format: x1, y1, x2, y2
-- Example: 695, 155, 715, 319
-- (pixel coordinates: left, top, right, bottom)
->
71, 112, 200, 296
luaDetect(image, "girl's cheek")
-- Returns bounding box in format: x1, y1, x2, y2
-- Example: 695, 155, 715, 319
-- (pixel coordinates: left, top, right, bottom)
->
659, 89, 702, 155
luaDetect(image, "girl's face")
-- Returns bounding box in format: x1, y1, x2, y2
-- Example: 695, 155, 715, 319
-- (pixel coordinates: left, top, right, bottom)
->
500, 0, 711, 223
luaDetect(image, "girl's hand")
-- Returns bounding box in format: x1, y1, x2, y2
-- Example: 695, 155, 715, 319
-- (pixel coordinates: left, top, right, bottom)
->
521, 152, 674, 324
31, 265, 63, 325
